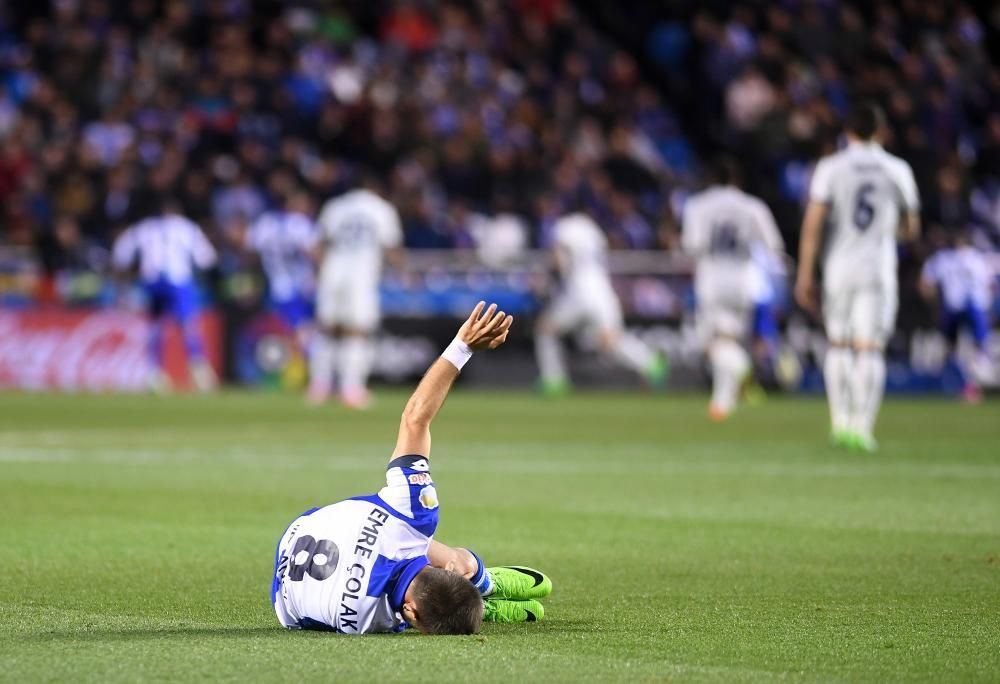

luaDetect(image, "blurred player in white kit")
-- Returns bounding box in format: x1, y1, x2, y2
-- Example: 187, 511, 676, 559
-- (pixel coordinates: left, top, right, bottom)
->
682, 160, 785, 420
919, 229, 996, 402
534, 211, 667, 395
112, 198, 218, 393
309, 175, 403, 408
245, 190, 317, 340
795, 103, 921, 452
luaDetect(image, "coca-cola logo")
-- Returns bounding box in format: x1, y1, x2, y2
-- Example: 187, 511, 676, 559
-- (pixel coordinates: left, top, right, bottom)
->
0, 311, 151, 391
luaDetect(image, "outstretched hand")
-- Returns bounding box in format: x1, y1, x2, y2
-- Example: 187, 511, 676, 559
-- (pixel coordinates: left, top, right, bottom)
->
457, 301, 514, 351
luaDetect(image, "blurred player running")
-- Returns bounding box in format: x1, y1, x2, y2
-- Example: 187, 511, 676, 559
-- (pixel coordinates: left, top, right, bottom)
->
309, 176, 403, 409
246, 191, 317, 339
795, 103, 921, 452
272, 302, 552, 634
534, 212, 667, 394
919, 230, 996, 402
112, 198, 218, 393
682, 160, 785, 420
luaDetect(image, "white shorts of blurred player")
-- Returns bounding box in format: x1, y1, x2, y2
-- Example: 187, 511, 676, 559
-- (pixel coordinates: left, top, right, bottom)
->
694, 279, 753, 344
823, 282, 898, 347
542, 279, 624, 337
316, 275, 380, 332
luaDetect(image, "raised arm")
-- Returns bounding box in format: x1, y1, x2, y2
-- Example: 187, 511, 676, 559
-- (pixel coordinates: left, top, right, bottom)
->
391, 302, 513, 460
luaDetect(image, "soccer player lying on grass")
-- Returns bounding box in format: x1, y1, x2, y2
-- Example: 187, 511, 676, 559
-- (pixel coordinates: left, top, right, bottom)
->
272, 302, 552, 634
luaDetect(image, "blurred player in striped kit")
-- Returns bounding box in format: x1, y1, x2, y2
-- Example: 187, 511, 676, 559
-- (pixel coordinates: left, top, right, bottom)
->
682, 159, 785, 420
920, 229, 996, 403
796, 104, 921, 452
308, 175, 403, 409
245, 191, 318, 344
112, 198, 218, 392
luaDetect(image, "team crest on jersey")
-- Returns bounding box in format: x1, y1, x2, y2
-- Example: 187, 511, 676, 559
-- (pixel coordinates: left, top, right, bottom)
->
408, 473, 433, 486
418, 485, 439, 510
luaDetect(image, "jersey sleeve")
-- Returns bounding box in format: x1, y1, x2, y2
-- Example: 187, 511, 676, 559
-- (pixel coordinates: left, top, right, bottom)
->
808, 158, 833, 204
379, 205, 403, 249
893, 160, 920, 211
295, 216, 319, 250
377, 455, 439, 536
680, 197, 705, 254
189, 221, 217, 269
111, 227, 137, 270
752, 199, 785, 253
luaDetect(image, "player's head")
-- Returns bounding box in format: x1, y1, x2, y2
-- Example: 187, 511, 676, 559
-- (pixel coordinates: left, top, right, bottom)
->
357, 167, 386, 195
708, 156, 743, 188
845, 102, 886, 142
403, 567, 483, 635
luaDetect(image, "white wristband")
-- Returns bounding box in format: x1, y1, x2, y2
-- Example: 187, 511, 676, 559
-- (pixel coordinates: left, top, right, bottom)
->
441, 337, 474, 371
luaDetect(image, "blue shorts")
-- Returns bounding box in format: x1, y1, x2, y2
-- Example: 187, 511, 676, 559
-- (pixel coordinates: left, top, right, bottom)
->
271, 295, 313, 330
143, 279, 200, 323
941, 304, 990, 348
752, 301, 778, 340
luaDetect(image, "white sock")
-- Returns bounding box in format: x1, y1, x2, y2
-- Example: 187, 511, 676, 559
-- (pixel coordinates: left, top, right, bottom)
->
535, 331, 567, 383
709, 339, 750, 413
339, 336, 373, 394
824, 346, 853, 433
850, 350, 885, 438
611, 332, 655, 376
308, 333, 337, 394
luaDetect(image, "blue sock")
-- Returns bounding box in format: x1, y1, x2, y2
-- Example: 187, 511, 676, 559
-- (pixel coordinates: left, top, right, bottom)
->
467, 550, 494, 596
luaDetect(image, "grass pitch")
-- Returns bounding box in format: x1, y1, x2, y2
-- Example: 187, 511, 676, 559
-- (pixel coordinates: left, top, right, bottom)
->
0, 390, 997, 682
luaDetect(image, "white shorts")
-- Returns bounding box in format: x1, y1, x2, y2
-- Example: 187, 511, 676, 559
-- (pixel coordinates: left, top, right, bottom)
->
543, 281, 623, 335
696, 301, 752, 342
823, 282, 897, 346
695, 274, 753, 342
316, 275, 379, 331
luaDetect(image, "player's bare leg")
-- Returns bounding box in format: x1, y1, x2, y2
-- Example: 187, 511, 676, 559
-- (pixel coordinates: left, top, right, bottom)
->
307, 324, 338, 405
338, 327, 374, 409
824, 340, 854, 446
707, 334, 750, 421
847, 340, 885, 452
599, 329, 668, 388
534, 317, 571, 395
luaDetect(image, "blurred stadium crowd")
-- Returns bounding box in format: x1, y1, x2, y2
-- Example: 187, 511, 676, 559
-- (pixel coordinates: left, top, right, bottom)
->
0, 0, 997, 302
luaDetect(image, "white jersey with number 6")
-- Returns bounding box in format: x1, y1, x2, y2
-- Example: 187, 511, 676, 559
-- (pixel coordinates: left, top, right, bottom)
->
809, 141, 919, 290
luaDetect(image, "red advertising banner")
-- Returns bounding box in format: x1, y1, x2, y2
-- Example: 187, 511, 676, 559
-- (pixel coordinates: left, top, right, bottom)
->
0, 308, 222, 392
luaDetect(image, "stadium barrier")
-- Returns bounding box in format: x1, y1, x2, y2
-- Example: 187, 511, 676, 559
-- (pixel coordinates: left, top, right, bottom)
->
0, 308, 221, 392
1, 249, 997, 393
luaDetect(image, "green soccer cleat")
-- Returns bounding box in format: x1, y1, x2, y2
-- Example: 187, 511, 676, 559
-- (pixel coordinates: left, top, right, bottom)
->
538, 378, 571, 397
646, 353, 670, 388
487, 566, 553, 600
847, 431, 878, 454
830, 429, 852, 449
483, 598, 544, 623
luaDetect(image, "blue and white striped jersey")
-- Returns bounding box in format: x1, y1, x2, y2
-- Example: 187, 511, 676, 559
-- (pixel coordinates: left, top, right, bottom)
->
112, 214, 216, 285
272, 455, 440, 634
246, 210, 317, 301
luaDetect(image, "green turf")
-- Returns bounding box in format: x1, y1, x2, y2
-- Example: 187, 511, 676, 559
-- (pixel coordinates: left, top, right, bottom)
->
0, 390, 997, 682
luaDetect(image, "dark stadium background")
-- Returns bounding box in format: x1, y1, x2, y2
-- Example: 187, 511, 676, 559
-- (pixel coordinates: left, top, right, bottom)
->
0, 0, 998, 391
